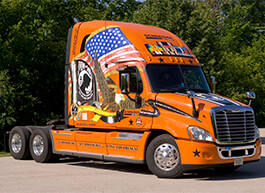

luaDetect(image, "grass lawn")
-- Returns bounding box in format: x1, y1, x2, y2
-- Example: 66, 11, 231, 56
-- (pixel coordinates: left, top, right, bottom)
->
0, 151, 11, 157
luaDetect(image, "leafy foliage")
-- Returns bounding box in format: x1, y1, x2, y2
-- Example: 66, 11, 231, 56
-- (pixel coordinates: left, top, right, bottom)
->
219, 37, 265, 125
217, 0, 265, 126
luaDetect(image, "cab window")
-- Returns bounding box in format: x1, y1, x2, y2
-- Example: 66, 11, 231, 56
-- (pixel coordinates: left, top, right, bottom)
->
119, 67, 143, 94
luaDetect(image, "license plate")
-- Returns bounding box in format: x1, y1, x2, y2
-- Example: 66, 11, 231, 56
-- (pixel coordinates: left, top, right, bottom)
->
234, 158, 243, 166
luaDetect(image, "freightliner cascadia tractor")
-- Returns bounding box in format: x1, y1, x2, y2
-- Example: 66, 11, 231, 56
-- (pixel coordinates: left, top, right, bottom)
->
8, 20, 261, 178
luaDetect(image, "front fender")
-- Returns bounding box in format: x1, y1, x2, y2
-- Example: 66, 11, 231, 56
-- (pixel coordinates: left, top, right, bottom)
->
151, 110, 214, 141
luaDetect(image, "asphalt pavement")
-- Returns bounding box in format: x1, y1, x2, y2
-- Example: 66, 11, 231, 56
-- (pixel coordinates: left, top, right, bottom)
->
0, 129, 264, 193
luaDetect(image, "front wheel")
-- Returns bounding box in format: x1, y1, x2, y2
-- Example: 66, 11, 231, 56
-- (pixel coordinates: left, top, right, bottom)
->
29, 128, 53, 163
146, 134, 183, 178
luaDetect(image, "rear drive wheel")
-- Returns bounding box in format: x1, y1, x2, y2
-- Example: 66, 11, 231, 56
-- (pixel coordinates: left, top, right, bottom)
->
9, 127, 31, 160
146, 134, 183, 178
30, 128, 53, 163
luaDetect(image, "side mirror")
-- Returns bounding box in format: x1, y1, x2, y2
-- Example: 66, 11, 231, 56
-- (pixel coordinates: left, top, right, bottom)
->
246, 91, 256, 106
187, 90, 196, 98
186, 90, 198, 118
121, 73, 130, 94
246, 91, 256, 99
210, 76, 216, 93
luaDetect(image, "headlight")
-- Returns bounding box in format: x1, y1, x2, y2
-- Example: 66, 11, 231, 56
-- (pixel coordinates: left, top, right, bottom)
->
188, 126, 213, 142
255, 125, 260, 139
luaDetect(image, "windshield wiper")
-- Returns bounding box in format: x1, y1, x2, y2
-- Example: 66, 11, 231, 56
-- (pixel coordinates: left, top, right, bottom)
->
178, 65, 190, 91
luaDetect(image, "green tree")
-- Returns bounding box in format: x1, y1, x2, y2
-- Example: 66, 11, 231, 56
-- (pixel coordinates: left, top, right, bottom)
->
219, 37, 265, 126
0, 71, 16, 149
216, 0, 265, 127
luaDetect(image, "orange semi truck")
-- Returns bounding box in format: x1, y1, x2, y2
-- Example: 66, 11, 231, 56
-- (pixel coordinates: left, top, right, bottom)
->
8, 20, 261, 178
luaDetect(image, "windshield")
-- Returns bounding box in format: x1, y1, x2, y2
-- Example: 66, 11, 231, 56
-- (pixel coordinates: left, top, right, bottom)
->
146, 64, 211, 93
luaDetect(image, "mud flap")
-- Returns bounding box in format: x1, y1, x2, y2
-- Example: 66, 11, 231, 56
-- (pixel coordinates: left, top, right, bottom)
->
4, 131, 10, 152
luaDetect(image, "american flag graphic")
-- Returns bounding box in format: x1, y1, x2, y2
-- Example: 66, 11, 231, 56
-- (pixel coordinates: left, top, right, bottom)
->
75, 26, 145, 99
82, 26, 145, 75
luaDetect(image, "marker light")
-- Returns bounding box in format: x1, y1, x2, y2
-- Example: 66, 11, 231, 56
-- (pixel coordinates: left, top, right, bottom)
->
188, 126, 213, 142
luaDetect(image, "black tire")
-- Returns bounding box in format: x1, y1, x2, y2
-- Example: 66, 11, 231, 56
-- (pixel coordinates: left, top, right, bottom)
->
146, 134, 183, 178
9, 126, 31, 160
214, 165, 241, 172
29, 128, 53, 163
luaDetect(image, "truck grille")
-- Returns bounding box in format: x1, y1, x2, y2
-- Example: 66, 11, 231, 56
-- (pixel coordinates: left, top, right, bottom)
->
213, 108, 256, 143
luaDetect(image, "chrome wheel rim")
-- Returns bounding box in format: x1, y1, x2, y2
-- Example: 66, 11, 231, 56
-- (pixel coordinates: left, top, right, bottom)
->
33, 135, 44, 156
11, 133, 22, 153
154, 143, 179, 171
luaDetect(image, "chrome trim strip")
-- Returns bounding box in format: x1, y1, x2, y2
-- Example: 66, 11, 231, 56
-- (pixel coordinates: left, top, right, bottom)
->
55, 133, 72, 136
54, 150, 103, 160
114, 133, 143, 140
217, 145, 256, 160
53, 150, 144, 164
104, 155, 144, 164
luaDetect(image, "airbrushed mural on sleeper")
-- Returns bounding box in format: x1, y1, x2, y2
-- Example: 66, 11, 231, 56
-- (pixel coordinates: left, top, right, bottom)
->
68, 26, 152, 124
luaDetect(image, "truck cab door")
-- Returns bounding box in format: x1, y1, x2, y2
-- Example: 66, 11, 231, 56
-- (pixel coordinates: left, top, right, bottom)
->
115, 66, 152, 131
